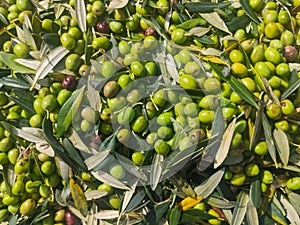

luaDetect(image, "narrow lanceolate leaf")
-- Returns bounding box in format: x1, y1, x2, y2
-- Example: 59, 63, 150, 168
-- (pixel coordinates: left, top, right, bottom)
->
281, 77, 300, 100
246, 201, 259, 225
0, 77, 31, 89
107, 0, 129, 10
262, 112, 277, 166
121, 182, 137, 212
94, 210, 119, 219
194, 167, 225, 198
56, 86, 85, 138
280, 194, 300, 225
23, 23, 37, 50
70, 178, 88, 217
7, 95, 35, 115
268, 200, 289, 225
240, 0, 260, 23
0, 12, 9, 25
91, 171, 131, 190
226, 15, 251, 33
273, 128, 289, 166
87, 77, 101, 111
288, 192, 300, 215
229, 76, 258, 108
169, 207, 181, 225
150, 154, 164, 191
214, 117, 236, 168
183, 1, 232, 13
30, 46, 69, 91
166, 54, 180, 83
169, 174, 196, 198
0, 53, 34, 73
232, 192, 249, 225
250, 176, 262, 208
75, 0, 87, 32
199, 12, 231, 34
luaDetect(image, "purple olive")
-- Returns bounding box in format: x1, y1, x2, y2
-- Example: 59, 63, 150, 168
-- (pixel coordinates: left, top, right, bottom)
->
284, 46, 298, 62
96, 21, 110, 33
145, 27, 156, 36
65, 210, 80, 225
62, 76, 76, 90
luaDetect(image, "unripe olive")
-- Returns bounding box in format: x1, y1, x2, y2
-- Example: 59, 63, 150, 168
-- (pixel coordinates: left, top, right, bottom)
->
19, 198, 36, 216
286, 177, 300, 190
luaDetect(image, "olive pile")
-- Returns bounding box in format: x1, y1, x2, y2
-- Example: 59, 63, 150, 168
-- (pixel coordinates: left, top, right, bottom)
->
1, 0, 300, 224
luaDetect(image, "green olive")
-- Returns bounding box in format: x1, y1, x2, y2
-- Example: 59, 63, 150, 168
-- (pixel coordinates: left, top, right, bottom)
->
20, 199, 36, 216
286, 177, 300, 190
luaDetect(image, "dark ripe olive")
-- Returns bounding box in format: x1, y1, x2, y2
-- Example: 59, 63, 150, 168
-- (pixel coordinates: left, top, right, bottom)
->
62, 76, 76, 90
145, 27, 156, 36
65, 210, 80, 225
96, 21, 110, 33
284, 46, 298, 62
103, 81, 119, 98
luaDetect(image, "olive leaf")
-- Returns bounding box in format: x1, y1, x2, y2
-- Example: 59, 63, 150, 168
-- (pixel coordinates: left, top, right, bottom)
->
91, 171, 131, 190
7, 94, 35, 115
30, 46, 69, 91
150, 154, 164, 191
281, 77, 300, 100
199, 12, 231, 35
166, 54, 180, 83
207, 197, 235, 209
84, 151, 110, 171
169, 174, 196, 198
74, 0, 86, 32
70, 179, 88, 217
124, 189, 146, 213
262, 112, 277, 166
189, 27, 210, 38
107, 0, 129, 10
0, 76, 31, 89
240, 0, 260, 23
14, 58, 40, 70
246, 201, 259, 225
226, 15, 251, 33
0, 53, 35, 73
287, 192, 300, 215
250, 176, 262, 208
56, 85, 85, 138
22, 23, 37, 51
0, 11, 8, 25
94, 210, 120, 220
231, 192, 249, 225
268, 200, 289, 225
169, 207, 181, 225
85, 190, 108, 201
279, 194, 300, 225
194, 167, 225, 198
214, 117, 236, 169
121, 182, 137, 212
273, 128, 289, 166
183, 1, 232, 13
87, 76, 101, 111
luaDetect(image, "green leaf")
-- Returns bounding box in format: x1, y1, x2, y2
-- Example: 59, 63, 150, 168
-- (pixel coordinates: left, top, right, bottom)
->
226, 15, 251, 33
0, 77, 31, 89
166, 54, 180, 83
144, 201, 170, 224
22, 23, 37, 50
75, 0, 87, 32
214, 117, 236, 168
84, 150, 110, 171
124, 189, 145, 212
262, 112, 277, 166
240, 0, 260, 23
249, 103, 262, 151
0, 53, 35, 73
107, 0, 129, 10
169, 207, 181, 225
0, 12, 9, 25
273, 128, 289, 166
62, 139, 87, 172
268, 200, 288, 225
150, 154, 163, 191
232, 191, 249, 225
287, 192, 300, 215
7, 94, 35, 115
246, 201, 259, 225
176, 18, 207, 29
199, 12, 231, 34
194, 167, 225, 198
250, 176, 262, 208
183, 2, 232, 13
189, 27, 210, 38
30, 46, 69, 91
56, 86, 85, 138
229, 76, 258, 108
281, 76, 300, 100
169, 174, 196, 198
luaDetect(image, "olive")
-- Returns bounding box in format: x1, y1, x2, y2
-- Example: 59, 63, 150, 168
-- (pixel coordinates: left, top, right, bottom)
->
81, 107, 100, 124
96, 21, 110, 33
266, 103, 282, 120
98, 183, 113, 194
103, 81, 119, 98
117, 106, 135, 125
20, 199, 36, 216
109, 163, 126, 179
286, 177, 300, 190
230, 173, 246, 186
0, 209, 8, 222
154, 139, 170, 155
131, 116, 148, 133
284, 46, 298, 62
